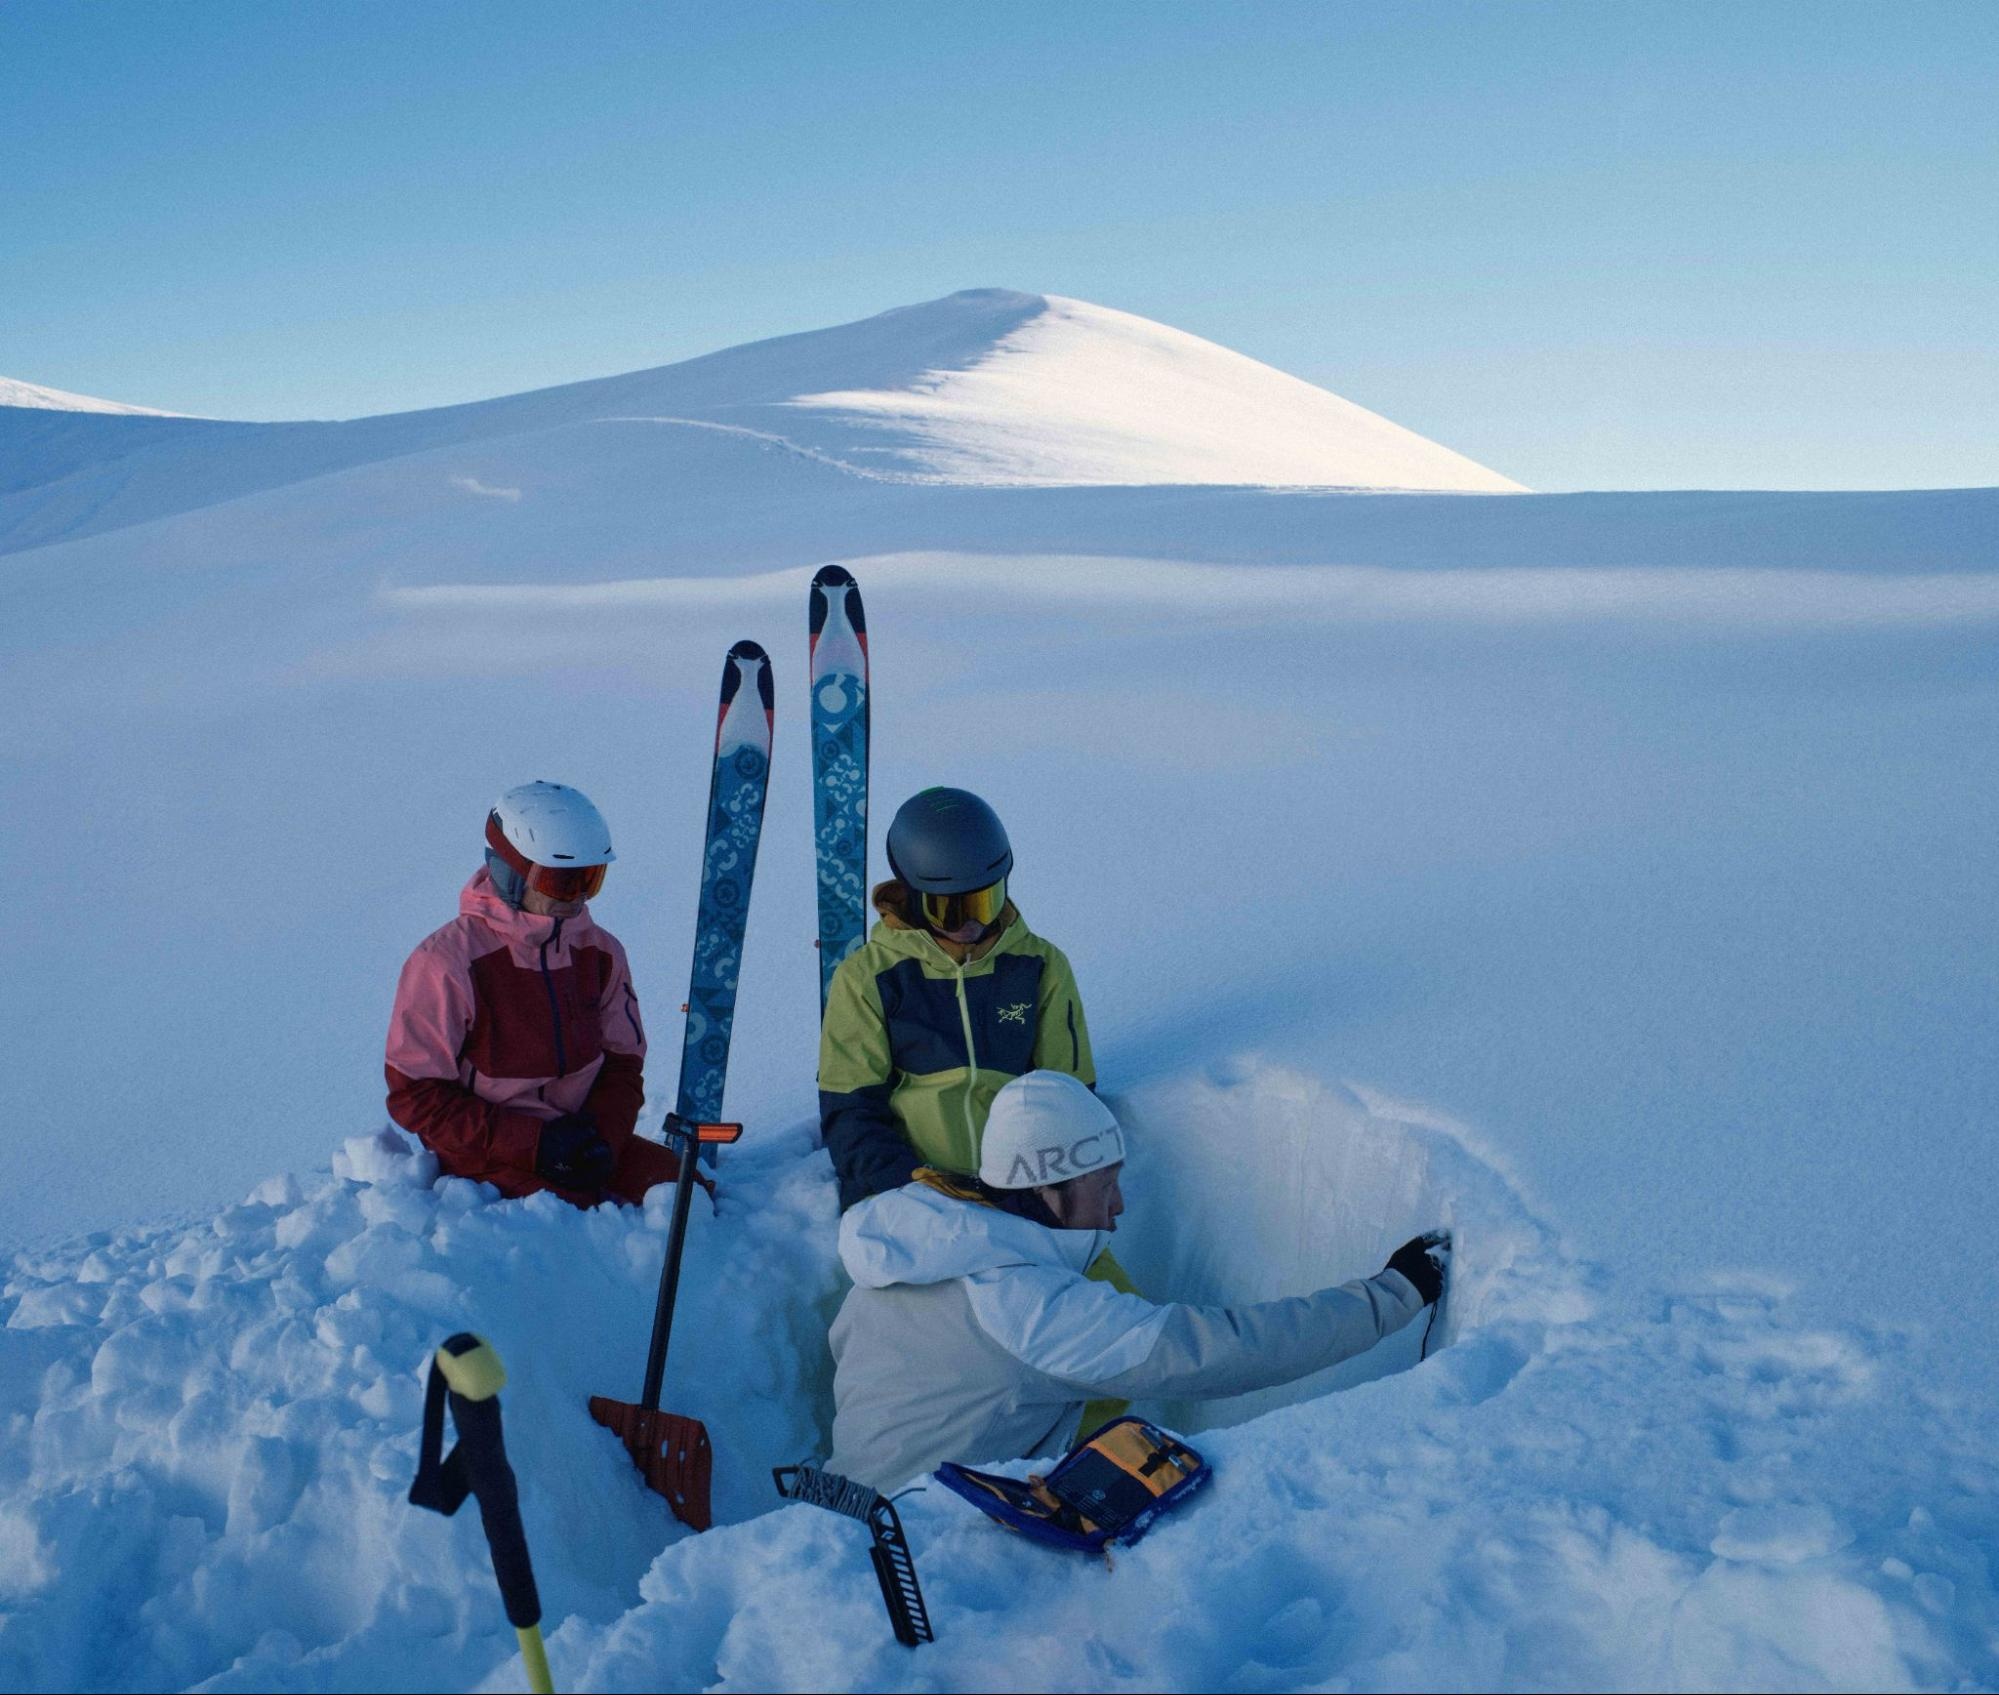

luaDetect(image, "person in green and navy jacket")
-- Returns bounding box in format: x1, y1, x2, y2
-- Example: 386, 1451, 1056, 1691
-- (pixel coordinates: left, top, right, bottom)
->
818, 787, 1135, 1433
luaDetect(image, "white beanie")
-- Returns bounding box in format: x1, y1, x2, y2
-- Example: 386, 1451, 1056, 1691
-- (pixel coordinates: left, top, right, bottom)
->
979, 1071, 1126, 1191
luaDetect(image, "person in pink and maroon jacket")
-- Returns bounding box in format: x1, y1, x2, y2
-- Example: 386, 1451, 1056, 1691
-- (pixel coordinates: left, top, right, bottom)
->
385, 781, 680, 1206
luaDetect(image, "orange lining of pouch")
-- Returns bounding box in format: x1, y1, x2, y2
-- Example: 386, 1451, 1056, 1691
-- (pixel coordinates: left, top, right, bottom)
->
1078, 1421, 1199, 1495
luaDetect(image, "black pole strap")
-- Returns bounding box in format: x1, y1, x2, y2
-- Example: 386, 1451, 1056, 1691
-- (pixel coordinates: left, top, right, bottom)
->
409, 1350, 471, 1516
408, 1333, 542, 1630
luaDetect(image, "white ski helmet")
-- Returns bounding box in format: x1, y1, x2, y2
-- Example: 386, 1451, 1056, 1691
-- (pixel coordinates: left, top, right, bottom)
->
979, 1071, 1126, 1191
489, 781, 616, 866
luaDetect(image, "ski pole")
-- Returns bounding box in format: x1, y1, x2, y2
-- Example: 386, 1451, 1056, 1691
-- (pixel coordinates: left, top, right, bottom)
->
409, 1333, 555, 1695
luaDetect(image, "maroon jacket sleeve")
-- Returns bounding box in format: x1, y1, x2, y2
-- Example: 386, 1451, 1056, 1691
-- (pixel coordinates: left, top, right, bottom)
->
582, 935, 647, 1152
384, 936, 543, 1177
586, 1051, 646, 1151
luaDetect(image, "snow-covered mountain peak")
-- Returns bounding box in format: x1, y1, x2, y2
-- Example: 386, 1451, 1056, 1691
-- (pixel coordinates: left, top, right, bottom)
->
0, 375, 181, 416
0, 290, 1520, 558
782, 290, 1526, 492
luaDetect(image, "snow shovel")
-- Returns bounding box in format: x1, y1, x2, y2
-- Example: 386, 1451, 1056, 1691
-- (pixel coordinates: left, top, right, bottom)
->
589, 1113, 742, 1531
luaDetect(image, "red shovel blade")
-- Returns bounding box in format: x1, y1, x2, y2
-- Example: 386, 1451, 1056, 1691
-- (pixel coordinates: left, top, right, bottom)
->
588, 1396, 714, 1532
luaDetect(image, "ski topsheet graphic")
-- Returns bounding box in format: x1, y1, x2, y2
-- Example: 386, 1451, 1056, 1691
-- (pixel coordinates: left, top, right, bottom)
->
809, 566, 870, 1014
677, 640, 774, 1129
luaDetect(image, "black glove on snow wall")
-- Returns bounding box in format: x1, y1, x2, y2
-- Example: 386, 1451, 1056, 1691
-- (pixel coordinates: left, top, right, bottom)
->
1384, 1235, 1445, 1306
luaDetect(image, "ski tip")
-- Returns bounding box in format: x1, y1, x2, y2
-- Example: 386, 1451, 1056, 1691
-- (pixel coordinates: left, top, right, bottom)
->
725, 640, 774, 709
719, 638, 776, 729
809, 566, 867, 652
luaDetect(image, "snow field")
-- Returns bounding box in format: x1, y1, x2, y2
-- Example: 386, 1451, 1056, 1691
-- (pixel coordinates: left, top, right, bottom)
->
7, 1059, 1991, 1690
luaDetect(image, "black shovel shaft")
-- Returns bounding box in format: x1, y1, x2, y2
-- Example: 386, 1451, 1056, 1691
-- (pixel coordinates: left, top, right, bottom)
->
639, 1121, 702, 1412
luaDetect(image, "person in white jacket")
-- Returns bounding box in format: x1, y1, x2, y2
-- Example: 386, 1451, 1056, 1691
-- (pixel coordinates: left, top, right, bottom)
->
826, 1070, 1445, 1492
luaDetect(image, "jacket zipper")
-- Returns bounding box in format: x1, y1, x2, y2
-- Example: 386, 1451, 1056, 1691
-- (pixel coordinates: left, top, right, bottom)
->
538, 916, 568, 1077
919, 918, 1020, 1158
952, 959, 980, 1151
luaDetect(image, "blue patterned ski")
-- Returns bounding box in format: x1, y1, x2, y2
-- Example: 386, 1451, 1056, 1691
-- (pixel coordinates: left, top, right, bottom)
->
676, 640, 774, 1133
809, 565, 869, 1015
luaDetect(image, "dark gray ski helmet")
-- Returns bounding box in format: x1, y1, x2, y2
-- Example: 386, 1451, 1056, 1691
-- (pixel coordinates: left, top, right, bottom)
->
886, 788, 1014, 893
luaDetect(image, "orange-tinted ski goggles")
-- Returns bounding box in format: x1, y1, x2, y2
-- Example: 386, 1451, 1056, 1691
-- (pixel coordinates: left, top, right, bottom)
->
485, 812, 608, 902
918, 877, 1007, 934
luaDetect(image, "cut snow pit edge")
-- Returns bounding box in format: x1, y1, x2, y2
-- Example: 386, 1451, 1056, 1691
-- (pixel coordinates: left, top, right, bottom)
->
1108, 1058, 1584, 1432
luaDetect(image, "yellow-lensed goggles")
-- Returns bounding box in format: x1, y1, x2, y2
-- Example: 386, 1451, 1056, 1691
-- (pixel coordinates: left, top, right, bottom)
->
918, 877, 1007, 934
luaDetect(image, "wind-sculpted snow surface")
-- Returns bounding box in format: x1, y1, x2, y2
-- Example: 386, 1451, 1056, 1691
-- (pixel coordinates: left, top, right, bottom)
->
3, 1065, 1991, 1692
783, 294, 1526, 491
0, 1125, 845, 1693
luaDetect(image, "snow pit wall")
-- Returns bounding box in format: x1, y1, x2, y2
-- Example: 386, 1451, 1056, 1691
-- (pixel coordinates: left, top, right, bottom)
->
1107, 1062, 1480, 1431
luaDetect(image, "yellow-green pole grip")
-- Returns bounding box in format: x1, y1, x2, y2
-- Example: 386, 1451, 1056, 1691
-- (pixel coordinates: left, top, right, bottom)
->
436, 1334, 508, 1401
517, 1624, 554, 1695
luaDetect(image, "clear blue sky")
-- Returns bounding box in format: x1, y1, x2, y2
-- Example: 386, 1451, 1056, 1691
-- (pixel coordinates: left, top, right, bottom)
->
4, 0, 1993, 490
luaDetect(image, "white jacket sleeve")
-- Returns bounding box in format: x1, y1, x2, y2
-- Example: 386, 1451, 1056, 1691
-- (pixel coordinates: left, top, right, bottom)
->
965, 1266, 1427, 1402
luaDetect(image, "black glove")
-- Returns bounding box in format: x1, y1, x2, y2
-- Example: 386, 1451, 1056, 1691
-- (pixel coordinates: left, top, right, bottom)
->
535, 1113, 615, 1190
1384, 1234, 1446, 1306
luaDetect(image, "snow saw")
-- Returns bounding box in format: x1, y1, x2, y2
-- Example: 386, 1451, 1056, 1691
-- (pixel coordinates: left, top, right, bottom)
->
408, 1333, 555, 1695
773, 1464, 934, 1647
589, 1114, 742, 1531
